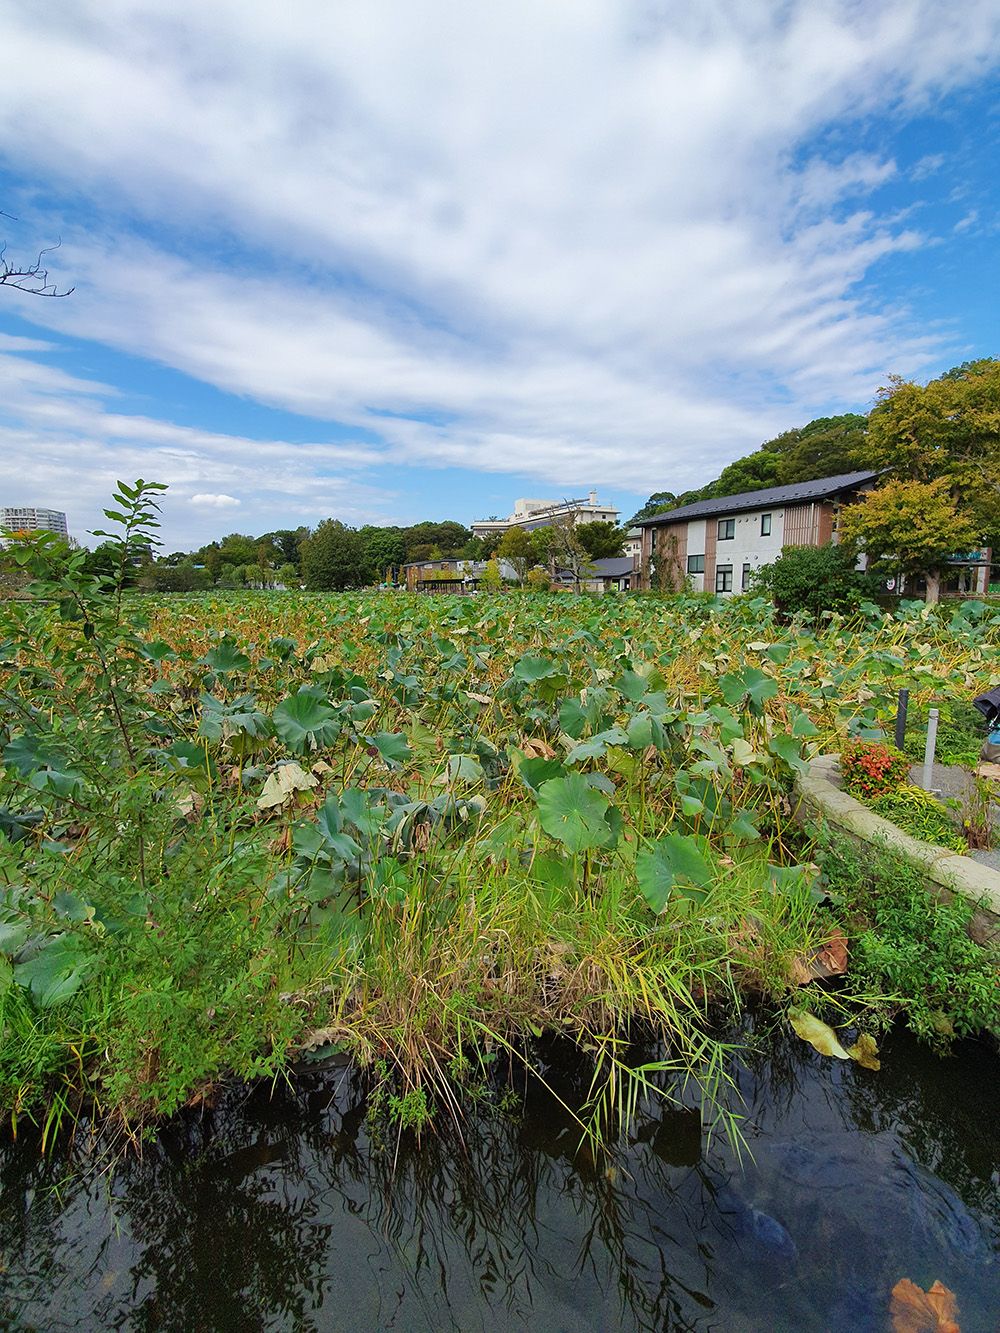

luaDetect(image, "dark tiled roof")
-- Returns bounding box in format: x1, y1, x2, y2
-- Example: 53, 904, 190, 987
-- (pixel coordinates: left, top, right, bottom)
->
635, 470, 880, 526
588, 557, 635, 576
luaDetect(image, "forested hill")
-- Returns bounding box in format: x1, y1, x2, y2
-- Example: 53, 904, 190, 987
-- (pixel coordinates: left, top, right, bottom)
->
629, 413, 867, 524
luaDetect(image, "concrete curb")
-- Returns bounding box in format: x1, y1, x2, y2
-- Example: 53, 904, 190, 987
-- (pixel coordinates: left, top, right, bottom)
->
794, 754, 1000, 949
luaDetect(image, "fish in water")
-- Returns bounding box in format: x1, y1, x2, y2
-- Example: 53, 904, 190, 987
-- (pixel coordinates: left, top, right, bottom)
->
714, 1184, 798, 1263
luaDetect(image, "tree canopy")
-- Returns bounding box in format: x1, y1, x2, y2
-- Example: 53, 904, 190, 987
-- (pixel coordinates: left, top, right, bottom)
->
629, 413, 867, 524
300, 521, 370, 591
865, 359, 1000, 541
838, 477, 978, 603
576, 521, 625, 559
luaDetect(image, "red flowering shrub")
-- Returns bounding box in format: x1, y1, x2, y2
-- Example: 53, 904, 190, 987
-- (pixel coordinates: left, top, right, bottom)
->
840, 740, 910, 800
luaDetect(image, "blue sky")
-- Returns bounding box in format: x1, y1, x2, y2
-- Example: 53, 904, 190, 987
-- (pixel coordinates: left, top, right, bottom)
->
1, 1, 998, 550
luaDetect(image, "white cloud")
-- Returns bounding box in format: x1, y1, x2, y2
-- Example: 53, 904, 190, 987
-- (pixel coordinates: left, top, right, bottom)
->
190, 493, 241, 508
0, 0, 997, 535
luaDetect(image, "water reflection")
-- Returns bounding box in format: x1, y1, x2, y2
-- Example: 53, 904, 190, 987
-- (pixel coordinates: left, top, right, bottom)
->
1, 1025, 997, 1331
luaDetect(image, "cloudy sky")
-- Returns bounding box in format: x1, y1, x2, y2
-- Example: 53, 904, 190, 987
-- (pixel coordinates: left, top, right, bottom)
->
1, 1, 998, 549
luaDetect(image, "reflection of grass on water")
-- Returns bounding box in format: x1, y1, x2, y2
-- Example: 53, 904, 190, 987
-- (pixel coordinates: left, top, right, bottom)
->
5, 1018, 998, 1333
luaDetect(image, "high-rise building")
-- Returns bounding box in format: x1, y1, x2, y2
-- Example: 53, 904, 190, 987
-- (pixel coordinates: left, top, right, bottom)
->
0, 506, 70, 547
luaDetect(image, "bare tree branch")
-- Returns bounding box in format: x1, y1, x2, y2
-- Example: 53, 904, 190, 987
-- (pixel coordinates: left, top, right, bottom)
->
0, 213, 74, 297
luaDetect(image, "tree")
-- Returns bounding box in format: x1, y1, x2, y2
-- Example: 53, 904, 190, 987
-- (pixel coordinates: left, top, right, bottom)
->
137, 559, 210, 593
864, 360, 1000, 540
401, 520, 471, 561
261, 527, 310, 569
838, 478, 978, 603
360, 525, 407, 580
497, 527, 534, 583
628, 413, 869, 526
300, 520, 370, 590
277, 562, 300, 588
82, 541, 133, 586
629, 491, 678, 524
480, 558, 503, 592
532, 519, 591, 589
752, 544, 872, 620
576, 521, 624, 560
216, 533, 262, 567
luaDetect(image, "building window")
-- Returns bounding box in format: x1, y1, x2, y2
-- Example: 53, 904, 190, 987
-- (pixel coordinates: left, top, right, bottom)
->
717, 518, 735, 540
742, 563, 752, 590
715, 565, 733, 593
687, 554, 705, 574
761, 513, 772, 536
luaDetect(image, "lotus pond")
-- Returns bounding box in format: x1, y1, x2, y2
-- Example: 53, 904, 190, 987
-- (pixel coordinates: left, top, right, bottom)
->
1, 586, 999, 1127
2, 572, 1000, 1325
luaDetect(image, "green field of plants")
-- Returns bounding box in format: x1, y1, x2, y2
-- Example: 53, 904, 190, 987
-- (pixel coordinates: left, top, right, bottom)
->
2, 491, 999, 1143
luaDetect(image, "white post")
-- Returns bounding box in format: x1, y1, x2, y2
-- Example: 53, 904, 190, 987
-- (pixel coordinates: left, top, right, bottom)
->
922, 708, 939, 792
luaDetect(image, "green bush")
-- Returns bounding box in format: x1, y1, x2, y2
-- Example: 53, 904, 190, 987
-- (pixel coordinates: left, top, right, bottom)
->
752, 544, 873, 620
820, 841, 998, 1045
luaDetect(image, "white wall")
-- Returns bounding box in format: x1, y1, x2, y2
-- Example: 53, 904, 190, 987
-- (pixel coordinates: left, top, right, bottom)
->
690, 507, 785, 594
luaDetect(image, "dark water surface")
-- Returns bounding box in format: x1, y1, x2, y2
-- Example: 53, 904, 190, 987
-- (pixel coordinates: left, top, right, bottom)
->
1, 1025, 998, 1331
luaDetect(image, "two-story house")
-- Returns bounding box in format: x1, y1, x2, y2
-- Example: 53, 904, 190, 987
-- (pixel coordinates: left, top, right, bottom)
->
636, 470, 880, 593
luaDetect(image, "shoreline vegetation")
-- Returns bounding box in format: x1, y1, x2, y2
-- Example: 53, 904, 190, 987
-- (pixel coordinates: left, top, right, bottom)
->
0, 483, 998, 1148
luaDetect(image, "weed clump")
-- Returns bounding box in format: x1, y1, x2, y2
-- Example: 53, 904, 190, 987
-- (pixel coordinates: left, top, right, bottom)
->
820, 841, 999, 1047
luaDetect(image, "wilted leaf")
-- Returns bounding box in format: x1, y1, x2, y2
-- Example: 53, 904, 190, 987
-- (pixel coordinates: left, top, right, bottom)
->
846, 1032, 881, 1071
788, 1007, 851, 1060
176, 789, 203, 820
522, 737, 557, 760
790, 929, 849, 984
257, 762, 319, 811
730, 737, 766, 767
890, 1278, 959, 1333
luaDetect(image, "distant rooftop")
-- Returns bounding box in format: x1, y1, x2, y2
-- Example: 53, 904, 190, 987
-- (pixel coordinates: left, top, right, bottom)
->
635, 470, 880, 526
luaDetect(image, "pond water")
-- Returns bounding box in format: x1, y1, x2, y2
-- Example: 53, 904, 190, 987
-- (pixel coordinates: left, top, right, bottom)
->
1, 1023, 997, 1331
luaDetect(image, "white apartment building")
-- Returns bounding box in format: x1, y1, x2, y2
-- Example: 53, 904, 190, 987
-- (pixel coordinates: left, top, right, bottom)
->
0, 506, 69, 546
471, 491, 619, 540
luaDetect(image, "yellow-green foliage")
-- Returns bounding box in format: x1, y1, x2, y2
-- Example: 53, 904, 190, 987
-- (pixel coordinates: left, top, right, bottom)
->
3, 559, 999, 1136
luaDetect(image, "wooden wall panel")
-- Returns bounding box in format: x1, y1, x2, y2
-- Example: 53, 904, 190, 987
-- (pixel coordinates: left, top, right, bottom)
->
704, 520, 717, 588
784, 503, 820, 546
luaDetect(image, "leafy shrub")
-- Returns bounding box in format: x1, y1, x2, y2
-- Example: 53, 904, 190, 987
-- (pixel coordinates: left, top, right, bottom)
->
868, 784, 967, 852
840, 740, 910, 799
820, 841, 999, 1045
752, 544, 873, 620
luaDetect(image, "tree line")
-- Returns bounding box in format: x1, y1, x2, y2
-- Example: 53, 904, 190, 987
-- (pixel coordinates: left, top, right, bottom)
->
1, 510, 627, 595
